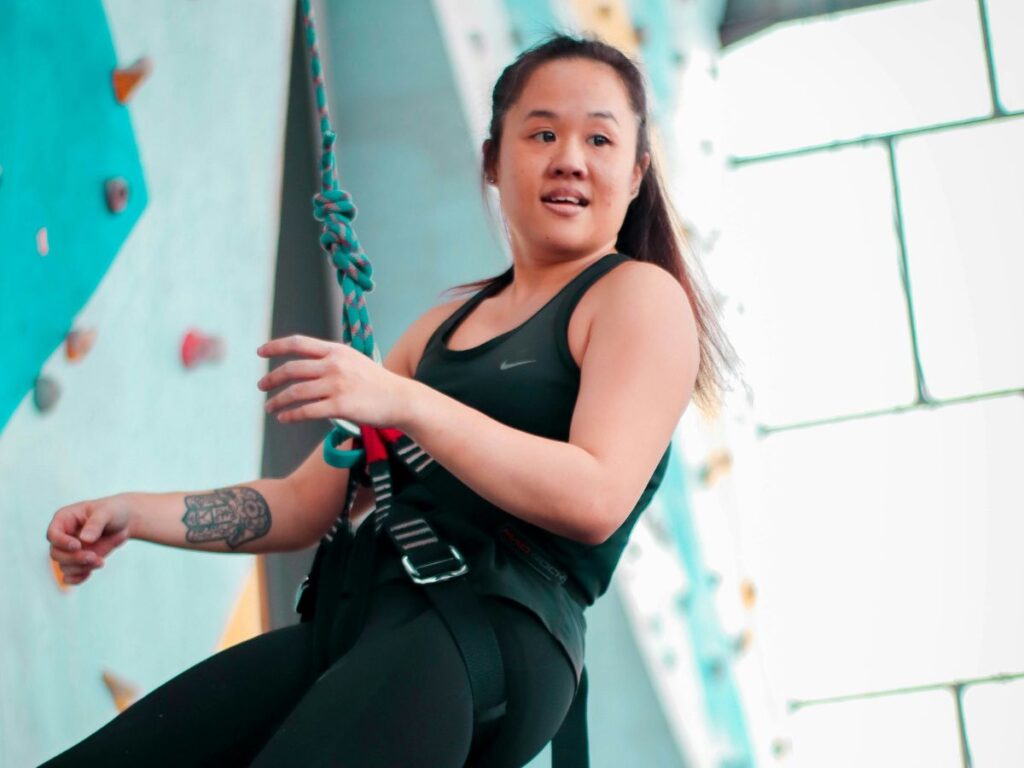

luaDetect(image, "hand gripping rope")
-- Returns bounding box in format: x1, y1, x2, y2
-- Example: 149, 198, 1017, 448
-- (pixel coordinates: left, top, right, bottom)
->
294, 0, 510, 754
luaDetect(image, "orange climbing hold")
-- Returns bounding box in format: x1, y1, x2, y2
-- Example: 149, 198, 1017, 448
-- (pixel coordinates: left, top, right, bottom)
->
101, 670, 139, 712
112, 57, 152, 104
181, 328, 225, 368
50, 557, 69, 593
65, 328, 98, 362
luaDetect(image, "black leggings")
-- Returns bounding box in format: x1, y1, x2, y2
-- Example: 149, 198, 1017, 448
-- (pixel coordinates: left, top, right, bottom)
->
39, 579, 577, 767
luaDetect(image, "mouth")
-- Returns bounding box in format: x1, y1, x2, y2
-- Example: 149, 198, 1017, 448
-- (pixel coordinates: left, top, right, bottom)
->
540, 194, 589, 208
540, 192, 589, 216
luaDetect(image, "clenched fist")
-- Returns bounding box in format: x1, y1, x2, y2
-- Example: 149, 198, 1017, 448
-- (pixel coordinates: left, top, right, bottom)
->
46, 494, 134, 586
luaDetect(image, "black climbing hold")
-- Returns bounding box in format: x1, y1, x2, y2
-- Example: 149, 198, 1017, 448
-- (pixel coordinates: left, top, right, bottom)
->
33, 375, 61, 412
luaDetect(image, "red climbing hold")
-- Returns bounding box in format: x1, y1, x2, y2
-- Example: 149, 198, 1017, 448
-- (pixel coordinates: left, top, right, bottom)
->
36, 227, 49, 256
181, 329, 225, 368
65, 328, 98, 362
112, 57, 152, 104
104, 177, 129, 213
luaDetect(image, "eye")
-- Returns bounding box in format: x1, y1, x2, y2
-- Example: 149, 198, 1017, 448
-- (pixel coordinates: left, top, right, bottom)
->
590, 135, 611, 147
531, 130, 556, 142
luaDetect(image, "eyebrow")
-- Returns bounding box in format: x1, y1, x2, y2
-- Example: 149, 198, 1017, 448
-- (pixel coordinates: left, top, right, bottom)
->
524, 109, 619, 125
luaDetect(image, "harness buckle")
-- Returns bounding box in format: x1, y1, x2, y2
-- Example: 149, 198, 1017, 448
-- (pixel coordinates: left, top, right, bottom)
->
293, 575, 310, 614
401, 544, 469, 585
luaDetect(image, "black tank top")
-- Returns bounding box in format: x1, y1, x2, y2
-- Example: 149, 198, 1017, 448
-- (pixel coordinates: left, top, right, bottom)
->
367, 251, 673, 683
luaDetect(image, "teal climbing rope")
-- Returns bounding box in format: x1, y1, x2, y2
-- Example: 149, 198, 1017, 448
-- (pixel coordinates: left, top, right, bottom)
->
300, 0, 378, 470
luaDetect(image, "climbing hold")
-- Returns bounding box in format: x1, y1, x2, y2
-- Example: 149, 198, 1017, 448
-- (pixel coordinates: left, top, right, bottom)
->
101, 670, 139, 712
33, 375, 61, 412
112, 57, 152, 104
104, 177, 129, 213
65, 327, 98, 362
770, 738, 792, 758
732, 629, 752, 654
740, 579, 757, 609
707, 657, 725, 679
36, 227, 49, 256
50, 557, 69, 593
181, 329, 225, 368
674, 589, 692, 613
698, 448, 732, 487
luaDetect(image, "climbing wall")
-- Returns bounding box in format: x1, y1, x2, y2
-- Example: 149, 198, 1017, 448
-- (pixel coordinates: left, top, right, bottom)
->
0, 2, 293, 765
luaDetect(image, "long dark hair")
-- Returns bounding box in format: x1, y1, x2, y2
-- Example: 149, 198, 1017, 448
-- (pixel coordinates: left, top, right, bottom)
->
444, 32, 741, 417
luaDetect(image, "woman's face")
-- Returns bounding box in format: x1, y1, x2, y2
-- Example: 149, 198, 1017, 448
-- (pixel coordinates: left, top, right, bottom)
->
488, 57, 650, 261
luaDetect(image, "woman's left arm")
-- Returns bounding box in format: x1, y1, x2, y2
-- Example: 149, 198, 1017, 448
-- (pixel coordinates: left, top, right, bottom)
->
397, 263, 700, 545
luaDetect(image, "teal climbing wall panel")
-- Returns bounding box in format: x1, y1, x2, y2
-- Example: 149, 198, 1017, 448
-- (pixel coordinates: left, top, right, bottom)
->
0, 0, 148, 434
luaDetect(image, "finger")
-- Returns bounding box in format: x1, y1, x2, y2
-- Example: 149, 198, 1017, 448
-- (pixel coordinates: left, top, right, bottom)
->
48, 522, 81, 552
79, 510, 110, 545
51, 547, 103, 566
266, 380, 332, 414
62, 556, 104, 575
90, 529, 130, 557
258, 358, 327, 392
277, 397, 335, 423
258, 334, 332, 359
47, 509, 86, 551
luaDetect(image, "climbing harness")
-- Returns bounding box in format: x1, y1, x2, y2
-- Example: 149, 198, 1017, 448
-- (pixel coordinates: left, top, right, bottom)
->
290, 2, 590, 764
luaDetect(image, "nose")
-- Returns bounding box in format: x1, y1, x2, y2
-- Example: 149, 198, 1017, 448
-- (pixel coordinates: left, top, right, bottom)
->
548, 138, 587, 180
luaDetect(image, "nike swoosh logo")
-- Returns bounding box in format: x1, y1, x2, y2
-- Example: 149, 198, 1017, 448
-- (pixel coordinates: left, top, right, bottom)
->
500, 359, 537, 370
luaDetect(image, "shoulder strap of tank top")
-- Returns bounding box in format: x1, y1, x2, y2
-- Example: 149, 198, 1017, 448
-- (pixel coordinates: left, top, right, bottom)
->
553, 252, 632, 333
420, 253, 630, 362
419, 280, 502, 359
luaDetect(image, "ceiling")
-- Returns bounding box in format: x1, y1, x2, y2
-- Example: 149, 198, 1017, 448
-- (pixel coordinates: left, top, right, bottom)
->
719, 0, 906, 47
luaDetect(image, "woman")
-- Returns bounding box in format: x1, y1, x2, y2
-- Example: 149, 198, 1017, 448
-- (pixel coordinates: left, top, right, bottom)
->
43, 33, 735, 768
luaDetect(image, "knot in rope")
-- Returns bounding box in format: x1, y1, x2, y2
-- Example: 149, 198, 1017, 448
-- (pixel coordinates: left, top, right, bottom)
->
312, 189, 374, 294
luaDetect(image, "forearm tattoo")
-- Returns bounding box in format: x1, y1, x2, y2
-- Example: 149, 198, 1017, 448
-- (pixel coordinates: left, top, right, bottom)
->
181, 486, 272, 550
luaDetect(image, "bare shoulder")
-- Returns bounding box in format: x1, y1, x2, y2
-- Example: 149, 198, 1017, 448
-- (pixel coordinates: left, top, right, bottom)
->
581, 259, 695, 333
600, 259, 686, 299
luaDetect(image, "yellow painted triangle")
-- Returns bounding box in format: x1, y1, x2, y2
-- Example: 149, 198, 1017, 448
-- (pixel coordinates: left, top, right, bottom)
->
569, 0, 639, 53
215, 560, 266, 652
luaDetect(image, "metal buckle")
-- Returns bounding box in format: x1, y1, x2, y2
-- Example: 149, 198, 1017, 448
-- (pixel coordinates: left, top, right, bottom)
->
293, 575, 310, 613
401, 544, 469, 585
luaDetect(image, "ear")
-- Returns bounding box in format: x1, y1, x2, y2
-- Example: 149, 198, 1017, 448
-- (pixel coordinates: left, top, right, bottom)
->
483, 139, 498, 184
631, 152, 651, 198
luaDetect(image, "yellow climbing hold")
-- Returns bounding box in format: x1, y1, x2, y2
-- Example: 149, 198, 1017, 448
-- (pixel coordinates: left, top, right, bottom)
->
101, 669, 139, 712
215, 560, 266, 652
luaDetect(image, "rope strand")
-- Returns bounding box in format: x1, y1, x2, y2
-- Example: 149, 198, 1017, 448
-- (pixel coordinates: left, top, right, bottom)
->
300, 0, 382, 474
301, 0, 377, 359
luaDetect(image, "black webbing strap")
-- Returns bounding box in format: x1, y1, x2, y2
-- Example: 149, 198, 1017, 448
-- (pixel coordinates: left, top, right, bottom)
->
385, 433, 590, 768
295, 430, 589, 766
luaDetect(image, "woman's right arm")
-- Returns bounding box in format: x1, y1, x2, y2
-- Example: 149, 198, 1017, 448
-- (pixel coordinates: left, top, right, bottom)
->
47, 438, 374, 586
48, 303, 447, 584
125, 437, 364, 555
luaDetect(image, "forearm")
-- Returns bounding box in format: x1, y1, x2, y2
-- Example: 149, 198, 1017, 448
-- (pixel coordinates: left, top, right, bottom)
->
396, 380, 607, 545
125, 477, 309, 554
